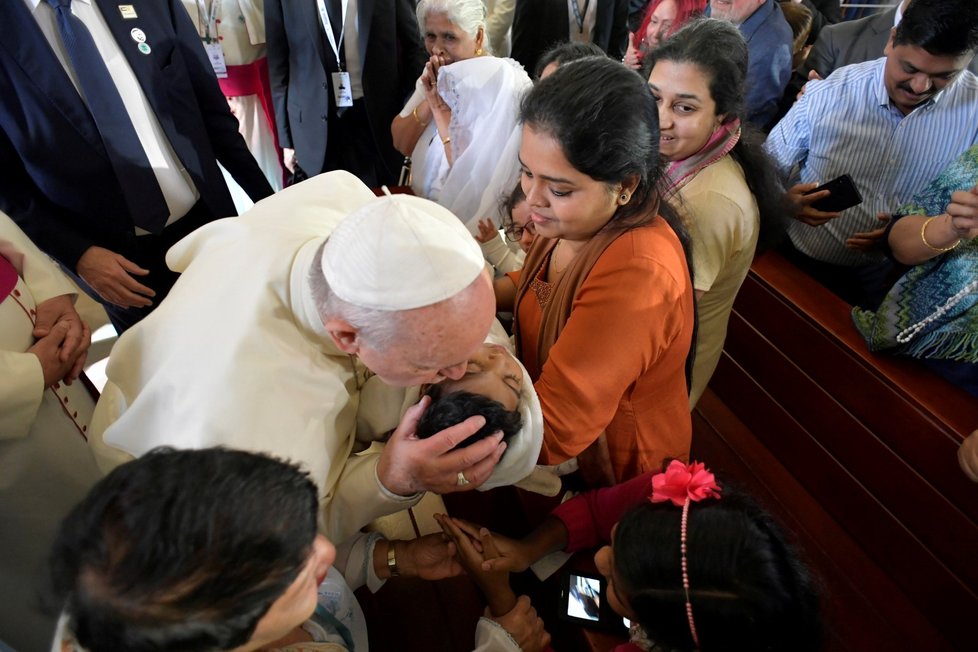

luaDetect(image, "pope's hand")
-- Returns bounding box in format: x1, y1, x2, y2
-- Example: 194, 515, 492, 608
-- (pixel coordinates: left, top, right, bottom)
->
377, 395, 507, 496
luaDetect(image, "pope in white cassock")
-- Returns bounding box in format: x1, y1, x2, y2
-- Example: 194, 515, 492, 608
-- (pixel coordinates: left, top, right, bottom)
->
89, 171, 502, 543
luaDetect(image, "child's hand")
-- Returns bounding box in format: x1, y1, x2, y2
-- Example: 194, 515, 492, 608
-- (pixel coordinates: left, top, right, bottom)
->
399, 533, 463, 580
475, 218, 498, 244
435, 514, 517, 616
447, 517, 534, 573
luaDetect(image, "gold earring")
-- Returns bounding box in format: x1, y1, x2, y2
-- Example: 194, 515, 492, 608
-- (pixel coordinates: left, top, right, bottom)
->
475, 47, 484, 56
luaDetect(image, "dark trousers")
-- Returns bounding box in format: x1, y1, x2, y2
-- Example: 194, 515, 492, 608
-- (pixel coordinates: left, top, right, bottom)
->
323, 98, 395, 188
70, 200, 216, 333
779, 238, 903, 311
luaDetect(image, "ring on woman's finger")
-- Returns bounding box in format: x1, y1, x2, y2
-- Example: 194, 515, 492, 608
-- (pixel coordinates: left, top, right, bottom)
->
456, 471, 470, 487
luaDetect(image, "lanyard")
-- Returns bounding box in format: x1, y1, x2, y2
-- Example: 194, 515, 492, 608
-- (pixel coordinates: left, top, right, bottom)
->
196, 0, 220, 41
316, 0, 349, 70
570, 0, 590, 34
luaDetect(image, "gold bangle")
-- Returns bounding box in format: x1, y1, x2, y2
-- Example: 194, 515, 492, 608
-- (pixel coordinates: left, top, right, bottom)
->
920, 215, 962, 252
386, 541, 400, 577
441, 135, 451, 146
411, 106, 427, 126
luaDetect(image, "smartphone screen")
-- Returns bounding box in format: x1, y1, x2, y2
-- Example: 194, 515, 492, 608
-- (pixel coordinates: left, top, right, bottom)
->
560, 572, 629, 634
567, 574, 601, 621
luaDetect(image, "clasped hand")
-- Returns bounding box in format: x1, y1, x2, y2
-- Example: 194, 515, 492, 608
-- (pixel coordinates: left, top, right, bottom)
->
29, 294, 91, 386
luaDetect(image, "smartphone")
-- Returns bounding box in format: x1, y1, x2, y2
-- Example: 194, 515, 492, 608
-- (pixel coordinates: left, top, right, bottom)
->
804, 174, 863, 213
559, 571, 630, 634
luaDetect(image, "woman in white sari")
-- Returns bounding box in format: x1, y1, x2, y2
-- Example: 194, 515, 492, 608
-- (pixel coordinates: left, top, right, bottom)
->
391, 0, 531, 234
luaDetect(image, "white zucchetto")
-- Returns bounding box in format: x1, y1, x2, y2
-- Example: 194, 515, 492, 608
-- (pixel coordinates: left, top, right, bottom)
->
320, 191, 485, 311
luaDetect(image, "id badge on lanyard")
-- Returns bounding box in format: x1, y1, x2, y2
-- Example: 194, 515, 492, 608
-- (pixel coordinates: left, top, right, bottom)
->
197, 0, 227, 78
317, 0, 354, 108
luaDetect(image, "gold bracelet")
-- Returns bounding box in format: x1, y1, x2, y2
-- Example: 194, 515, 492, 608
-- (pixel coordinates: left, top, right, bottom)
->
441, 135, 451, 146
386, 541, 400, 577
920, 215, 962, 252
411, 106, 427, 126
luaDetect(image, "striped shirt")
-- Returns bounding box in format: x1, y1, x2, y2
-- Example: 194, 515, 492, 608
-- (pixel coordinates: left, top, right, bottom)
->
765, 58, 978, 266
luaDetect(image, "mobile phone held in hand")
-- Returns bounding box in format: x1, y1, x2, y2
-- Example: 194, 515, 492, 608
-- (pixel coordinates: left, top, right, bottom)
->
804, 174, 863, 213
559, 571, 629, 634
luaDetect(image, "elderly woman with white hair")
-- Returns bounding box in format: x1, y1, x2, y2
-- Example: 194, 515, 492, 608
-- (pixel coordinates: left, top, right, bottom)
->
391, 0, 532, 234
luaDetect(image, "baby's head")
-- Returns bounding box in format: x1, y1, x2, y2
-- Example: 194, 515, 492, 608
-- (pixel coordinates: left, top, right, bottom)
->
599, 463, 822, 651
417, 343, 525, 448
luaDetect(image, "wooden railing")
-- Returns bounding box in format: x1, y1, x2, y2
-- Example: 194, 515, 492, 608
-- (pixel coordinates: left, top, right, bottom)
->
694, 251, 977, 652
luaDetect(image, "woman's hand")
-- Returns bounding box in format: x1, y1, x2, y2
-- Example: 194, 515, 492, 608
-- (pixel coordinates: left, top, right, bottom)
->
948, 186, 978, 240
435, 514, 517, 617
420, 55, 451, 117
623, 32, 642, 70
476, 218, 499, 244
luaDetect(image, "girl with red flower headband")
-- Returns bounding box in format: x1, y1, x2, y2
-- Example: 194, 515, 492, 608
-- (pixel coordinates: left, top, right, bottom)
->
437, 460, 821, 651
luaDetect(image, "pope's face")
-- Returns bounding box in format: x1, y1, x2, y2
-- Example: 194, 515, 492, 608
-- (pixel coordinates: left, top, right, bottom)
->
356, 274, 496, 386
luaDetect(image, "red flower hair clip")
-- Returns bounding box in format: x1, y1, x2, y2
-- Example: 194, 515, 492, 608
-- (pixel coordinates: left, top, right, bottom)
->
650, 460, 721, 507
650, 460, 721, 648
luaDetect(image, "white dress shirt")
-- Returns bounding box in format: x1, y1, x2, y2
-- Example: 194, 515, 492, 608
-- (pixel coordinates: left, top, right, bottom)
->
25, 0, 199, 229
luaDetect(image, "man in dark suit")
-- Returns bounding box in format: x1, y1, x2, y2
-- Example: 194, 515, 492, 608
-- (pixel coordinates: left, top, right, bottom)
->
804, 0, 978, 81
804, 0, 906, 78
511, 0, 628, 78
0, 0, 274, 333
265, 0, 427, 188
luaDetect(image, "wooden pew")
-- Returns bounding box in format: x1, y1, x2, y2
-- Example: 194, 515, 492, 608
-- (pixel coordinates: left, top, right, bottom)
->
694, 251, 978, 652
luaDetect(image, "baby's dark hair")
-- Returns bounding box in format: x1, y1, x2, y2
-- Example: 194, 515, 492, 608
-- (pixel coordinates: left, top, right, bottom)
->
533, 41, 607, 79
417, 385, 522, 448
613, 485, 822, 651
501, 182, 527, 223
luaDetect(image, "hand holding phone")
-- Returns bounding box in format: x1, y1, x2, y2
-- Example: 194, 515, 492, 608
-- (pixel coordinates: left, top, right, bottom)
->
790, 175, 863, 226
804, 174, 863, 213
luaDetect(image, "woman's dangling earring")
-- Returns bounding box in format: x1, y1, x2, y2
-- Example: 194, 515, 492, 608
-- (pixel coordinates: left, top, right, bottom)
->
475, 47, 484, 56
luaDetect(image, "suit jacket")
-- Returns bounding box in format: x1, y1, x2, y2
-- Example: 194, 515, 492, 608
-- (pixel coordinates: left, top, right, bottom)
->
804, 7, 978, 80
804, 6, 895, 79
511, 0, 629, 77
0, 0, 272, 272
265, 0, 426, 178
800, 0, 841, 44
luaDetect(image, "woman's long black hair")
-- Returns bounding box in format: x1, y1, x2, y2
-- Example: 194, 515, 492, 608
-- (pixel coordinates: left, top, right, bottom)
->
647, 18, 787, 253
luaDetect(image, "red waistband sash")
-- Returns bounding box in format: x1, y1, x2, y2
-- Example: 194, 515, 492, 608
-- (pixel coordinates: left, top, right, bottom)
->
0, 254, 19, 303
218, 58, 284, 181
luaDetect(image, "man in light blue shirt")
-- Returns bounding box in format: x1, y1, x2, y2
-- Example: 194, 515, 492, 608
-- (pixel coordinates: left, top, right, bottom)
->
707, 0, 793, 128
765, 0, 978, 306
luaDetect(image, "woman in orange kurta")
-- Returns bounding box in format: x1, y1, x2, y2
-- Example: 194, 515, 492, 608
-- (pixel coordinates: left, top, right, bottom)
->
498, 57, 695, 484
